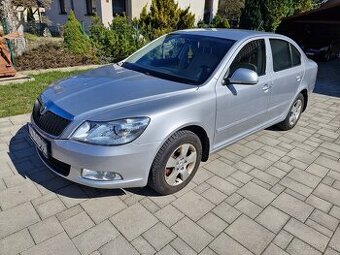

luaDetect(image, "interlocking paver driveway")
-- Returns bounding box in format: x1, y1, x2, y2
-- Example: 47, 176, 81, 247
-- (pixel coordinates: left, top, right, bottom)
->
0, 61, 340, 254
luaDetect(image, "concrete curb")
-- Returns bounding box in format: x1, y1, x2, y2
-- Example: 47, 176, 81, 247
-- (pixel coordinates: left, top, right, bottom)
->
18, 64, 106, 76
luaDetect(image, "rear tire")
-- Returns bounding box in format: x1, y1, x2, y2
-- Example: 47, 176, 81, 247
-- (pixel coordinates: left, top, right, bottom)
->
148, 130, 202, 195
277, 93, 304, 131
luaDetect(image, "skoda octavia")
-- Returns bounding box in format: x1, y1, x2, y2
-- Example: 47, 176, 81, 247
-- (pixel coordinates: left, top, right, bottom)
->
29, 29, 318, 195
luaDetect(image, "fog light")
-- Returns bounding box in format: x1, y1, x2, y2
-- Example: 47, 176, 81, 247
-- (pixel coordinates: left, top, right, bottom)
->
82, 169, 123, 181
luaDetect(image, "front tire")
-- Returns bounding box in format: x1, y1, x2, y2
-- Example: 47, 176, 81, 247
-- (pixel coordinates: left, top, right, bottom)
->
277, 93, 304, 131
148, 130, 202, 195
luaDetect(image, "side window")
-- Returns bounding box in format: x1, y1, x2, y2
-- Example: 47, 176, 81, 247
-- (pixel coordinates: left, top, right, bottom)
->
291, 44, 301, 67
229, 39, 266, 77
270, 39, 301, 72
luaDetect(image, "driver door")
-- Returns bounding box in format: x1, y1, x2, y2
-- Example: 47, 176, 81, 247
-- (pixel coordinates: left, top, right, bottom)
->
214, 39, 272, 149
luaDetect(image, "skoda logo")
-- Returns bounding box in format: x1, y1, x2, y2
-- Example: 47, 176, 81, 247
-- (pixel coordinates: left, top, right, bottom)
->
40, 104, 48, 115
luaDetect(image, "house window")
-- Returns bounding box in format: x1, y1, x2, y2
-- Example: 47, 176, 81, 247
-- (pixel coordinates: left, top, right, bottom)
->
112, 0, 126, 16
86, 0, 96, 15
59, 0, 67, 14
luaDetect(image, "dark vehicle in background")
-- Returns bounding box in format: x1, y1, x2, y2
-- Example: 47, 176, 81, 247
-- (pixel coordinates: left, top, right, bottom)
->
302, 40, 340, 61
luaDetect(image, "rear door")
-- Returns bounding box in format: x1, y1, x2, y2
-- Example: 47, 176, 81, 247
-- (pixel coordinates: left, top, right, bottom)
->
267, 39, 304, 121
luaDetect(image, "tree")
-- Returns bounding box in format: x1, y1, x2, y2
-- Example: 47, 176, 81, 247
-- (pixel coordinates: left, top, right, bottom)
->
218, 0, 244, 25
63, 10, 91, 55
293, 0, 315, 14
239, 0, 264, 30
139, 0, 195, 40
262, 0, 292, 31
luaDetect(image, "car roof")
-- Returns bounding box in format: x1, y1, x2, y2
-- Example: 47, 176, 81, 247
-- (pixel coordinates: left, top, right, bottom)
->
174, 28, 280, 41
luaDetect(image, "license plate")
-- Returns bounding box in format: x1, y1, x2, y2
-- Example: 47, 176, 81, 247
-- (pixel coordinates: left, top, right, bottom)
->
28, 125, 49, 158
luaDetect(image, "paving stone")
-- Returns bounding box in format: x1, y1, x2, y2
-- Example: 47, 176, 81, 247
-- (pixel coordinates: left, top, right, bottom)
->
289, 159, 309, 170
280, 176, 313, 197
315, 156, 340, 172
256, 205, 290, 234
56, 204, 83, 222
272, 192, 313, 221
287, 168, 321, 188
306, 163, 329, 178
57, 185, 88, 208
306, 219, 333, 238
225, 214, 275, 255
155, 204, 184, 227
329, 227, 340, 252
237, 181, 276, 207
143, 222, 176, 251
194, 182, 211, 194
201, 187, 227, 205
110, 203, 158, 241
81, 196, 127, 224
242, 154, 273, 170
0, 202, 40, 239
212, 202, 241, 224
61, 211, 95, 238
2, 174, 27, 188
235, 198, 262, 219
231, 171, 252, 183
286, 238, 322, 255
0, 182, 41, 210
171, 217, 213, 253
284, 218, 329, 252
131, 236, 156, 255
35, 197, 66, 219
0, 229, 34, 255
206, 176, 237, 195
306, 194, 332, 213
29, 216, 64, 243
233, 161, 253, 173
310, 209, 339, 231
324, 247, 340, 255
225, 193, 243, 206
156, 245, 180, 255
140, 198, 161, 213
249, 169, 279, 185
262, 243, 289, 255
314, 183, 340, 207
274, 161, 294, 173
192, 167, 214, 185
271, 183, 286, 195
204, 159, 236, 178
266, 166, 287, 179
73, 220, 119, 255
149, 195, 176, 208
330, 206, 340, 220
197, 212, 228, 237
273, 230, 294, 249
209, 233, 252, 255
22, 232, 80, 255
170, 237, 196, 255
199, 247, 218, 255
99, 235, 139, 255
172, 190, 214, 221
287, 148, 317, 165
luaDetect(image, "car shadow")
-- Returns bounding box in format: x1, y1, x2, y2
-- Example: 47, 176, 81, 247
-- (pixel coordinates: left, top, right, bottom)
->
9, 125, 162, 199
313, 59, 340, 97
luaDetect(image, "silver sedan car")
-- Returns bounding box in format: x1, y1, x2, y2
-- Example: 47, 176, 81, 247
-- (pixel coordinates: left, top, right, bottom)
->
29, 29, 318, 195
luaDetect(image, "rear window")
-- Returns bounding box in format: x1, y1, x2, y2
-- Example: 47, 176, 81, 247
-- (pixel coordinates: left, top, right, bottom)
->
270, 39, 301, 72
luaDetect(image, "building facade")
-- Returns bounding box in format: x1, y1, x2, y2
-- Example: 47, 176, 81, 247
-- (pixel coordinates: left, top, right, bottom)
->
45, 0, 219, 31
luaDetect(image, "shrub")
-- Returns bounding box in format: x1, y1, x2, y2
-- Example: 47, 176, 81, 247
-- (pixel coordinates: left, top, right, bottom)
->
197, 15, 230, 28
15, 43, 97, 71
89, 15, 145, 63
139, 0, 195, 40
63, 10, 92, 55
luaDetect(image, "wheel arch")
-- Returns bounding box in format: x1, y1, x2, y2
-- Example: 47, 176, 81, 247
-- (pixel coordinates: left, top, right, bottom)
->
300, 89, 308, 112
179, 125, 210, 162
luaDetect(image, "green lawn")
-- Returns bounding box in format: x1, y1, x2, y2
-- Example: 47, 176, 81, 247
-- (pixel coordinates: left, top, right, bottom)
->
0, 70, 87, 118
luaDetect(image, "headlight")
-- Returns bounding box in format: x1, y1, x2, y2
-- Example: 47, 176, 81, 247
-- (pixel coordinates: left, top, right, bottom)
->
71, 117, 150, 145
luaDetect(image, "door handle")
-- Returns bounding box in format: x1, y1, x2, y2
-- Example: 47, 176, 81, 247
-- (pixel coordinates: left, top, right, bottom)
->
262, 84, 270, 93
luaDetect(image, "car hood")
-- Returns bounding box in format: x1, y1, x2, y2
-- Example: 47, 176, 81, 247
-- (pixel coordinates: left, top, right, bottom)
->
42, 64, 196, 118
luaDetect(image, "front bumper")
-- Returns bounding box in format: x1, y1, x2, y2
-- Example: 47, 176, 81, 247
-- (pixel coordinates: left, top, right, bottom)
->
28, 122, 160, 189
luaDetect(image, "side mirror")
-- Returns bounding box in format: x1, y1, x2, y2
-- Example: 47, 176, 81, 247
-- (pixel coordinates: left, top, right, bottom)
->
224, 68, 259, 85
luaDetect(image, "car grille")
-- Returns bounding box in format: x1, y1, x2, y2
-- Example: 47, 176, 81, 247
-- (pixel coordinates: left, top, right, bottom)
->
38, 150, 71, 177
32, 99, 71, 136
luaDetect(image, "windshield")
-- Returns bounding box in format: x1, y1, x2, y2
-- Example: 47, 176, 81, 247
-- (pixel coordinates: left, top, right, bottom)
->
122, 34, 235, 85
